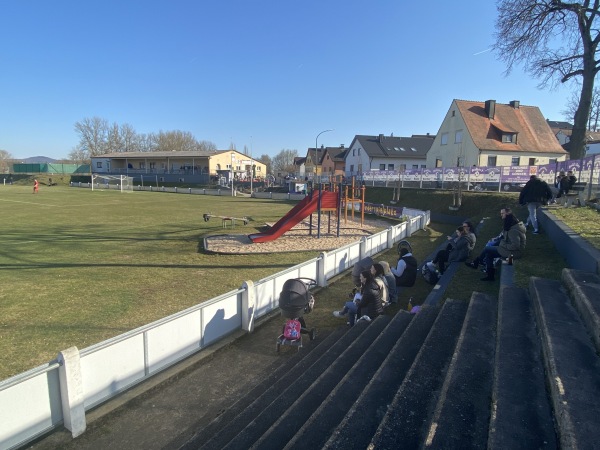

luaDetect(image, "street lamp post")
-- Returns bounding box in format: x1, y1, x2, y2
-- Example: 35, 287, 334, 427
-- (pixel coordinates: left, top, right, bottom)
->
231, 152, 235, 197
315, 129, 333, 184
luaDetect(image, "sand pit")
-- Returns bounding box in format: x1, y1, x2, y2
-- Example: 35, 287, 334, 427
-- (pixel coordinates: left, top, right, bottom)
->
204, 217, 392, 254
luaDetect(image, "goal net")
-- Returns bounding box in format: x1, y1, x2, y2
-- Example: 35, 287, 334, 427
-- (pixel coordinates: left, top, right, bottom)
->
91, 175, 134, 192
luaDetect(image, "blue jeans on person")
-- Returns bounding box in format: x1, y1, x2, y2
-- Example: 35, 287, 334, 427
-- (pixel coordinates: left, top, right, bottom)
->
340, 301, 359, 326
478, 246, 501, 271
526, 202, 541, 231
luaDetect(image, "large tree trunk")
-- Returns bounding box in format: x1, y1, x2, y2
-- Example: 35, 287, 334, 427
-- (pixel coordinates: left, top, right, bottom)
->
570, 63, 595, 160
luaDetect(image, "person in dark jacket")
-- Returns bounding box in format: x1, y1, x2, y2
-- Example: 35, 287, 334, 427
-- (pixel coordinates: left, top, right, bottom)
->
392, 248, 418, 288
519, 175, 552, 234
466, 208, 526, 281
566, 170, 577, 190
433, 226, 474, 273
332, 270, 383, 326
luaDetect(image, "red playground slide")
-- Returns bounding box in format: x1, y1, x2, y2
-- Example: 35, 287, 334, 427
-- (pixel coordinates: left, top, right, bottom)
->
248, 191, 339, 243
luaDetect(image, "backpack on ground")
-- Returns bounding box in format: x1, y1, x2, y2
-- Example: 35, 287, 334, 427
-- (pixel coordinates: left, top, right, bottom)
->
283, 319, 302, 340
421, 262, 440, 285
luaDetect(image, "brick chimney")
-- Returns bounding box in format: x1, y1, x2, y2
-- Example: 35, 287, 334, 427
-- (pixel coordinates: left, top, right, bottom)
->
378, 134, 384, 142
485, 100, 496, 119
510, 100, 520, 109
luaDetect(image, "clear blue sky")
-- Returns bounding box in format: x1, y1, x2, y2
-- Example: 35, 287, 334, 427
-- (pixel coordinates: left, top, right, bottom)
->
0, 0, 573, 161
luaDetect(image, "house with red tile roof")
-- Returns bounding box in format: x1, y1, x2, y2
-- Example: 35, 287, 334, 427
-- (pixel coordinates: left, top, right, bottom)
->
304, 145, 347, 180
426, 99, 568, 168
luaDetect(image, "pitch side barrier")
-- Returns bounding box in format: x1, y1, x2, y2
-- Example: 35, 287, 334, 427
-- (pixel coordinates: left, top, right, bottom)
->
0, 212, 429, 450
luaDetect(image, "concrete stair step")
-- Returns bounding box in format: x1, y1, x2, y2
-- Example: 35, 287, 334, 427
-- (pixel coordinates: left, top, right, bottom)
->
561, 268, 600, 353
322, 305, 441, 450
196, 320, 373, 450
179, 327, 347, 449
530, 277, 600, 450
423, 292, 497, 449
369, 299, 469, 449
256, 311, 414, 450
218, 316, 392, 450
488, 286, 557, 449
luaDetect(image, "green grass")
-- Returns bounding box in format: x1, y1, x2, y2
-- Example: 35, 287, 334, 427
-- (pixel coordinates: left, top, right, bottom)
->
0, 186, 330, 379
0, 185, 593, 380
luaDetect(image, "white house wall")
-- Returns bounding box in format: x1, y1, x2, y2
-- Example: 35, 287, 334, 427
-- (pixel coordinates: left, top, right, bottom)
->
345, 141, 371, 176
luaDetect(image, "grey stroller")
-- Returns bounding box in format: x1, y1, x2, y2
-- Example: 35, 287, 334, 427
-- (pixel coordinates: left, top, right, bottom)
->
276, 278, 316, 352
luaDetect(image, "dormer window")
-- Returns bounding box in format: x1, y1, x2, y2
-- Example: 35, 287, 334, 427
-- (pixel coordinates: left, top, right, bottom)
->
502, 133, 517, 143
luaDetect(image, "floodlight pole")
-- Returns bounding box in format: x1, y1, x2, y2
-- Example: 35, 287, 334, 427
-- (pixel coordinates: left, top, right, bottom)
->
231, 152, 235, 197
315, 129, 333, 238
315, 129, 333, 184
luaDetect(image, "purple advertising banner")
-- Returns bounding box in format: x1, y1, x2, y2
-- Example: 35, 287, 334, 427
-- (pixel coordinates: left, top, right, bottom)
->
500, 165, 537, 184
401, 169, 421, 182
421, 168, 443, 182
469, 166, 501, 182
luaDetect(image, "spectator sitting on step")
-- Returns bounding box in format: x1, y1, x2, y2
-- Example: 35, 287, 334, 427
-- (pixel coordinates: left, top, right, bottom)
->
432, 226, 473, 274
391, 248, 418, 292
379, 260, 398, 304
371, 263, 389, 307
333, 270, 383, 326
465, 208, 526, 282
462, 220, 477, 252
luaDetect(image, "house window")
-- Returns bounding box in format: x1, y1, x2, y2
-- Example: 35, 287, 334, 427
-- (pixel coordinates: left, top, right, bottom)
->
488, 156, 497, 167
421, 165, 426, 169
387, 164, 394, 171
451, 110, 455, 117
149, 162, 156, 169
352, 149, 355, 156
358, 148, 361, 155
96, 162, 102, 168
412, 165, 418, 169
350, 165, 354, 172
549, 158, 557, 165
435, 159, 443, 168
511, 157, 520, 166
455, 130, 463, 143
441, 133, 449, 145
139, 162, 145, 169
379, 164, 386, 170
528, 158, 536, 166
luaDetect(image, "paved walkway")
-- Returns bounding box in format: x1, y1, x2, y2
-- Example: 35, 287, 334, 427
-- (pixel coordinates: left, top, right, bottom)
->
29, 315, 327, 450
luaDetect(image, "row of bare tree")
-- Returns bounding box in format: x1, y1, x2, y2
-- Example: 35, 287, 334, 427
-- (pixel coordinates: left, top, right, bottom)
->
69, 117, 218, 162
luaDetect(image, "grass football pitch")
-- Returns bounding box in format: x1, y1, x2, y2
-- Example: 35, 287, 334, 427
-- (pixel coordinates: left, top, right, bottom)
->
0, 186, 322, 380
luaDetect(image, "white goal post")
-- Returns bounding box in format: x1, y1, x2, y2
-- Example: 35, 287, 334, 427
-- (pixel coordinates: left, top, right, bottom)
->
91, 175, 134, 192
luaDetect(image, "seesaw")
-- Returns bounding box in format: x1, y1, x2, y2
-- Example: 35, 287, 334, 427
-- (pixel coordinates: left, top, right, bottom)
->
203, 213, 249, 228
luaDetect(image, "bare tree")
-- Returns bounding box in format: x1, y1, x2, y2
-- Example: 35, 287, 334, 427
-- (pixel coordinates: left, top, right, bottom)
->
563, 88, 600, 130
68, 146, 89, 164
494, 0, 600, 159
197, 140, 217, 152
154, 130, 199, 152
120, 123, 139, 152
271, 149, 298, 175
106, 122, 123, 154
74, 117, 109, 157
258, 154, 272, 175
0, 149, 13, 173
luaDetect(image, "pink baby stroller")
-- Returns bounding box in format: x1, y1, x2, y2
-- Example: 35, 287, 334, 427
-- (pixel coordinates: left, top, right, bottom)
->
276, 277, 317, 352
